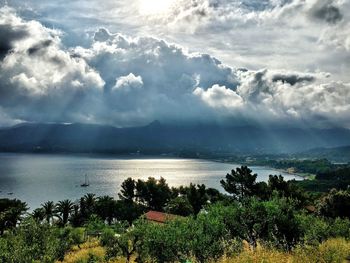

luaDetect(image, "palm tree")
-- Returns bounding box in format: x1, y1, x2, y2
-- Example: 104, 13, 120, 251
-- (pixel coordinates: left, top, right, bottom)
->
7, 199, 28, 227
0, 199, 28, 234
83, 193, 96, 215
70, 203, 82, 227
32, 208, 45, 222
42, 201, 56, 224
56, 199, 74, 226
84, 193, 96, 207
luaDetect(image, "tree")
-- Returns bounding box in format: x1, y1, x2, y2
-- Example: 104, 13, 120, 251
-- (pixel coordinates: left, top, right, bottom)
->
186, 183, 209, 214
269, 175, 288, 193
83, 193, 96, 212
134, 218, 191, 263
135, 177, 172, 211
69, 204, 85, 227
318, 189, 350, 218
95, 196, 118, 225
220, 166, 258, 200
268, 175, 308, 206
106, 230, 139, 263
0, 218, 82, 262
133, 213, 228, 263
215, 198, 302, 250
115, 200, 145, 225
42, 201, 56, 224
188, 213, 228, 263
165, 196, 194, 216
206, 187, 226, 203
56, 199, 74, 226
119, 178, 136, 203
32, 208, 45, 222
79, 193, 97, 221
0, 199, 28, 235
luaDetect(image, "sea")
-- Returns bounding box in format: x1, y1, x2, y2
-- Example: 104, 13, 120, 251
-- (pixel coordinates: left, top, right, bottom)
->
0, 153, 301, 210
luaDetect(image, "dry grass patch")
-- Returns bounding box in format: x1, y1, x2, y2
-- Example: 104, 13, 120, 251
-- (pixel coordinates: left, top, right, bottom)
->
222, 238, 350, 263
57, 238, 105, 263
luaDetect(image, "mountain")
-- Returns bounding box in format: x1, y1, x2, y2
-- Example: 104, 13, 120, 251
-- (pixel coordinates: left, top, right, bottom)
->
298, 145, 350, 163
0, 122, 350, 155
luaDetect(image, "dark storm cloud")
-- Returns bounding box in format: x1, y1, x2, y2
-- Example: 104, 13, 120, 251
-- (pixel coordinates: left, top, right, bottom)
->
310, 0, 343, 24
27, 39, 53, 55
1, 6, 350, 128
272, 73, 315, 85
94, 28, 113, 42
0, 7, 104, 124
0, 24, 28, 60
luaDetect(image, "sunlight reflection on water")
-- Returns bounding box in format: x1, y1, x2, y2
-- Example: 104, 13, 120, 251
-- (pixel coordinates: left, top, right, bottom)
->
0, 153, 300, 210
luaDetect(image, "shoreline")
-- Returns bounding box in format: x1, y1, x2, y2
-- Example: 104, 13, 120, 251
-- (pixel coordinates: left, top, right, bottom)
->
209, 158, 308, 180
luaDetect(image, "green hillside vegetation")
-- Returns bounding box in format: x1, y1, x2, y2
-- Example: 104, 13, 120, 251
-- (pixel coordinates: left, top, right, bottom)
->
1, 166, 350, 262
294, 166, 350, 193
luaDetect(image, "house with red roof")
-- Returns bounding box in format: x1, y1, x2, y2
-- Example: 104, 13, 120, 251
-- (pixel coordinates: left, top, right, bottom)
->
144, 210, 180, 224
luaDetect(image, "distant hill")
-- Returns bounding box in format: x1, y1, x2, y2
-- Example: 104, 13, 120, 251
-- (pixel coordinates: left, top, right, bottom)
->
299, 145, 350, 163
0, 122, 350, 155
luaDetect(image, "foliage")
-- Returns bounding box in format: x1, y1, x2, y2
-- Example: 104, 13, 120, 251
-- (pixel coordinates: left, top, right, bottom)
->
95, 196, 118, 225
188, 211, 228, 263
118, 177, 136, 203
165, 196, 194, 216
2, 165, 350, 262
56, 199, 75, 226
105, 229, 139, 263
316, 167, 350, 181
130, 215, 228, 263
292, 238, 350, 263
114, 200, 145, 225
318, 189, 350, 218
135, 177, 172, 211
268, 175, 309, 206
264, 158, 335, 174
0, 218, 83, 262
298, 215, 350, 246
42, 201, 56, 224
220, 166, 258, 200
208, 198, 302, 250
0, 198, 28, 234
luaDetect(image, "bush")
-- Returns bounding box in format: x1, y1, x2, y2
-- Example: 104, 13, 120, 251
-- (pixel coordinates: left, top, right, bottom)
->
298, 214, 350, 245
206, 198, 302, 250
318, 238, 350, 263
0, 218, 61, 262
318, 189, 350, 218
134, 218, 192, 262
292, 238, 350, 263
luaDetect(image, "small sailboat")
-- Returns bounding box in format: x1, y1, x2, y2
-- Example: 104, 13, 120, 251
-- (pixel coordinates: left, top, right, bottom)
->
81, 174, 90, 187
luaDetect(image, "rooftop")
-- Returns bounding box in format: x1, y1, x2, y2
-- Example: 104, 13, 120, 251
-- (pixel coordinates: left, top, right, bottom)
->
144, 210, 179, 224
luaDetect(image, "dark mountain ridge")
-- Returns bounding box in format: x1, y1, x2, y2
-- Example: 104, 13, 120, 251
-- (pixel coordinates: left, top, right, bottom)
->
0, 122, 350, 155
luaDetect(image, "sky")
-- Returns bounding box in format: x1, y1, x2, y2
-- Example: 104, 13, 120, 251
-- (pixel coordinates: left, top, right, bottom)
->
0, 0, 349, 128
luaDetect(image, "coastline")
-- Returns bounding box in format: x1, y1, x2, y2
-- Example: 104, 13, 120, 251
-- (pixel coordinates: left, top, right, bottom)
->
208, 158, 309, 180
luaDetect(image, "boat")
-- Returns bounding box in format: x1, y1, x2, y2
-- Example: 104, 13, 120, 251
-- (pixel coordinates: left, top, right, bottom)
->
80, 174, 90, 187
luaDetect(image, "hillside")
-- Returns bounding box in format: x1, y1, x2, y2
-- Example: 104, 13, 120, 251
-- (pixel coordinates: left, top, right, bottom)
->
1, 122, 350, 155
299, 145, 350, 163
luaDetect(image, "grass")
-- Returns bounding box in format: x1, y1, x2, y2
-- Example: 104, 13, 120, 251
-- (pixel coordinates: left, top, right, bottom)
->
298, 173, 316, 180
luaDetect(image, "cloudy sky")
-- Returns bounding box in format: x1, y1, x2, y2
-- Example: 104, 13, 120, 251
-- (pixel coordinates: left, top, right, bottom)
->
0, 0, 349, 128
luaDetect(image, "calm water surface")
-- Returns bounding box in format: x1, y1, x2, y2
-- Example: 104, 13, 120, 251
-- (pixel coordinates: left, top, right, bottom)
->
0, 153, 300, 209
